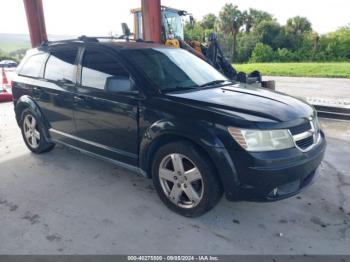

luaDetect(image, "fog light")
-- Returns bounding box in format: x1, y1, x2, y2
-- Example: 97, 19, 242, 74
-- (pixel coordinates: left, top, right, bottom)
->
269, 180, 301, 198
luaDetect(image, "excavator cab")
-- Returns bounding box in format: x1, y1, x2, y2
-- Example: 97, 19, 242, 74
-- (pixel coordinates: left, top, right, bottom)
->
131, 6, 189, 42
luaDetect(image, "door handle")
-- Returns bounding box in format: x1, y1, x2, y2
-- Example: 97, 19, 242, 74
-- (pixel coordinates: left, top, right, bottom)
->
32, 87, 42, 97
59, 78, 76, 88
73, 95, 85, 102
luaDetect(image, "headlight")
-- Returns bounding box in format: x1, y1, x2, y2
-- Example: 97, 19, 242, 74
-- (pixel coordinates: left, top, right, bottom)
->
228, 127, 294, 152
312, 115, 320, 132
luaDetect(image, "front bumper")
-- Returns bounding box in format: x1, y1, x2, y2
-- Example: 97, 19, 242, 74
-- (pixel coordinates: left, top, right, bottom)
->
231, 131, 326, 201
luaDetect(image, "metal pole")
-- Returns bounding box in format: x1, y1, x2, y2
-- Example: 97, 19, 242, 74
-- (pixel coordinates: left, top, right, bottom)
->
141, 0, 162, 43
23, 0, 48, 47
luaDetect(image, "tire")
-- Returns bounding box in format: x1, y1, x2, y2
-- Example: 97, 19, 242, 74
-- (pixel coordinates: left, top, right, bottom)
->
20, 108, 55, 154
152, 141, 223, 217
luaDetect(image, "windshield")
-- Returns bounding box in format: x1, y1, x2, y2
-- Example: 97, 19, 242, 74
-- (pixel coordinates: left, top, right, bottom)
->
162, 11, 184, 40
124, 48, 227, 92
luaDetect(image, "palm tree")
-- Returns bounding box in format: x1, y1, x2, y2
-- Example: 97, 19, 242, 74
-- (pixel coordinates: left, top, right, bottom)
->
219, 4, 244, 61
242, 11, 253, 33
286, 16, 312, 35
311, 32, 320, 58
201, 14, 217, 30
243, 8, 273, 33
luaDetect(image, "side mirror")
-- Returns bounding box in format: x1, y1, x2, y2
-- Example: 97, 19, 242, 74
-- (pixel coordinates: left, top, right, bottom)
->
121, 23, 131, 37
105, 75, 133, 93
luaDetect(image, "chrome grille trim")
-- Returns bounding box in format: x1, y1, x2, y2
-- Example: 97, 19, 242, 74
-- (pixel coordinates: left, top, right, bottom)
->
293, 130, 314, 142
290, 117, 321, 152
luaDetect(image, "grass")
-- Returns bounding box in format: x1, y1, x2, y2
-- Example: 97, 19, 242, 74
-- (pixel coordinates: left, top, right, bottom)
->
233, 63, 350, 78
0, 43, 30, 53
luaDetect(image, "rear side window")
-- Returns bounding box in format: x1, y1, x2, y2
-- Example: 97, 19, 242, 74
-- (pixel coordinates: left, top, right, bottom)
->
45, 48, 78, 82
81, 49, 129, 90
19, 53, 48, 78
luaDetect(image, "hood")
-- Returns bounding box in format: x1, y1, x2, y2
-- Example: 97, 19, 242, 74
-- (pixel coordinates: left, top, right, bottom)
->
166, 84, 314, 122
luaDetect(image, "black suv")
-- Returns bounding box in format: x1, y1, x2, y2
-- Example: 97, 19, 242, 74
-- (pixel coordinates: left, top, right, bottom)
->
12, 38, 326, 217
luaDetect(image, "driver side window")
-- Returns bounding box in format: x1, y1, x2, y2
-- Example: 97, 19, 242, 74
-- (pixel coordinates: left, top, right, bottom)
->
81, 49, 136, 94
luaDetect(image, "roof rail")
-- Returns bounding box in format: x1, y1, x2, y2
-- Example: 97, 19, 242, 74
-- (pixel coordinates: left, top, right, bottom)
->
40, 35, 153, 46
40, 35, 154, 47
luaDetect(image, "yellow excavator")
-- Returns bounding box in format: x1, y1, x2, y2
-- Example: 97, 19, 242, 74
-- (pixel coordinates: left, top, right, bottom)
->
125, 6, 271, 87
130, 6, 205, 58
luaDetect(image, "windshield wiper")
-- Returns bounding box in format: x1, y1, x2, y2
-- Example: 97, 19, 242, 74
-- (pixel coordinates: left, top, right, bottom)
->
162, 86, 199, 93
200, 80, 232, 88
162, 80, 233, 93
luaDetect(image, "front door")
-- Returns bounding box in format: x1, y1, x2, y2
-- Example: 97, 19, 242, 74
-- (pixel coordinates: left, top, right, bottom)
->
73, 47, 139, 166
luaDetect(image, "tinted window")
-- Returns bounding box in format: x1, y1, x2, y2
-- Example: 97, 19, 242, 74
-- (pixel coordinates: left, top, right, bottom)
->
124, 48, 226, 91
45, 48, 78, 82
20, 53, 48, 78
82, 49, 129, 90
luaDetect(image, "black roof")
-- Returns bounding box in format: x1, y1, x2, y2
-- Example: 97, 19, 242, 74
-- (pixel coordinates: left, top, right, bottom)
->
39, 36, 168, 51
101, 41, 167, 50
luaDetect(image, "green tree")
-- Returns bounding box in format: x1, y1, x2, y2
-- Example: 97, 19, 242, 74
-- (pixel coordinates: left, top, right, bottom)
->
254, 20, 282, 49
201, 14, 217, 30
286, 16, 312, 34
219, 4, 244, 61
184, 20, 204, 42
311, 32, 320, 57
243, 8, 273, 33
183, 3, 350, 63
0, 48, 18, 62
236, 33, 259, 62
318, 27, 350, 60
242, 10, 253, 33
275, 48, 296, 62
250, 43, 275, 62
279, 17, 313, 51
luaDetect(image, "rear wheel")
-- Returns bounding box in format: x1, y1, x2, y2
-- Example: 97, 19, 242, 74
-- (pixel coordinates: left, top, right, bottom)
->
20, 109, 55, 154
152, 141, 222, 217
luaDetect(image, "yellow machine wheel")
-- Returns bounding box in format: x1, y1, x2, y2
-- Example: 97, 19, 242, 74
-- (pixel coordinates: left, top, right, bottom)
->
165, 39, 180, 48
189, 41, 202, 54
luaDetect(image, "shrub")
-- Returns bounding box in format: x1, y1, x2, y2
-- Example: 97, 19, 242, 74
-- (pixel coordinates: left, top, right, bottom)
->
236, 33, 259, 63
250, 43, 275, 62
276, 48, 295, 62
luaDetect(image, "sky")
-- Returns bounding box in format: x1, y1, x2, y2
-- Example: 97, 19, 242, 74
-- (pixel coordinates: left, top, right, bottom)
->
1, 0, 349, 37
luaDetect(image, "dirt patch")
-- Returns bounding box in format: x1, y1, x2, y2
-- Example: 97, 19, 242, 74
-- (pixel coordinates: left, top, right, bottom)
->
22, 212, 40, 225
310, 216, 327, 228
46, 233, 62, 242
0, 198, 18, 212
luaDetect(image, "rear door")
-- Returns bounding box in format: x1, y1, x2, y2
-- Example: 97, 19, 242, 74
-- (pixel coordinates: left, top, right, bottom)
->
39, 46, 79, 135
15, 52, 48, 102
73, 47, 139, 166
15, 49, 77, 136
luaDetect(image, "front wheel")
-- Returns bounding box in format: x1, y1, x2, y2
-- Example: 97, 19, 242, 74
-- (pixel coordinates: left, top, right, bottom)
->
152, 141, 223, 217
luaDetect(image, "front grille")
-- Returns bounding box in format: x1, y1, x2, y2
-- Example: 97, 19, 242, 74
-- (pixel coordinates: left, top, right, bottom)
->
291, 118, 320, 152
296, 136, 314, 150
290, 121, 311, 135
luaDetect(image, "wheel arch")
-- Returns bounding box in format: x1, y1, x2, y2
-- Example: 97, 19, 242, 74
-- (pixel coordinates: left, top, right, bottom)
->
139, 120, 240, 200
140, 132, 209, 176
15, 95, 51, 139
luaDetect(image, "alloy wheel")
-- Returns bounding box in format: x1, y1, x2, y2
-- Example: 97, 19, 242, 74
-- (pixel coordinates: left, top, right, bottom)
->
23, 114, 41, 149
158, 153, 204, 209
